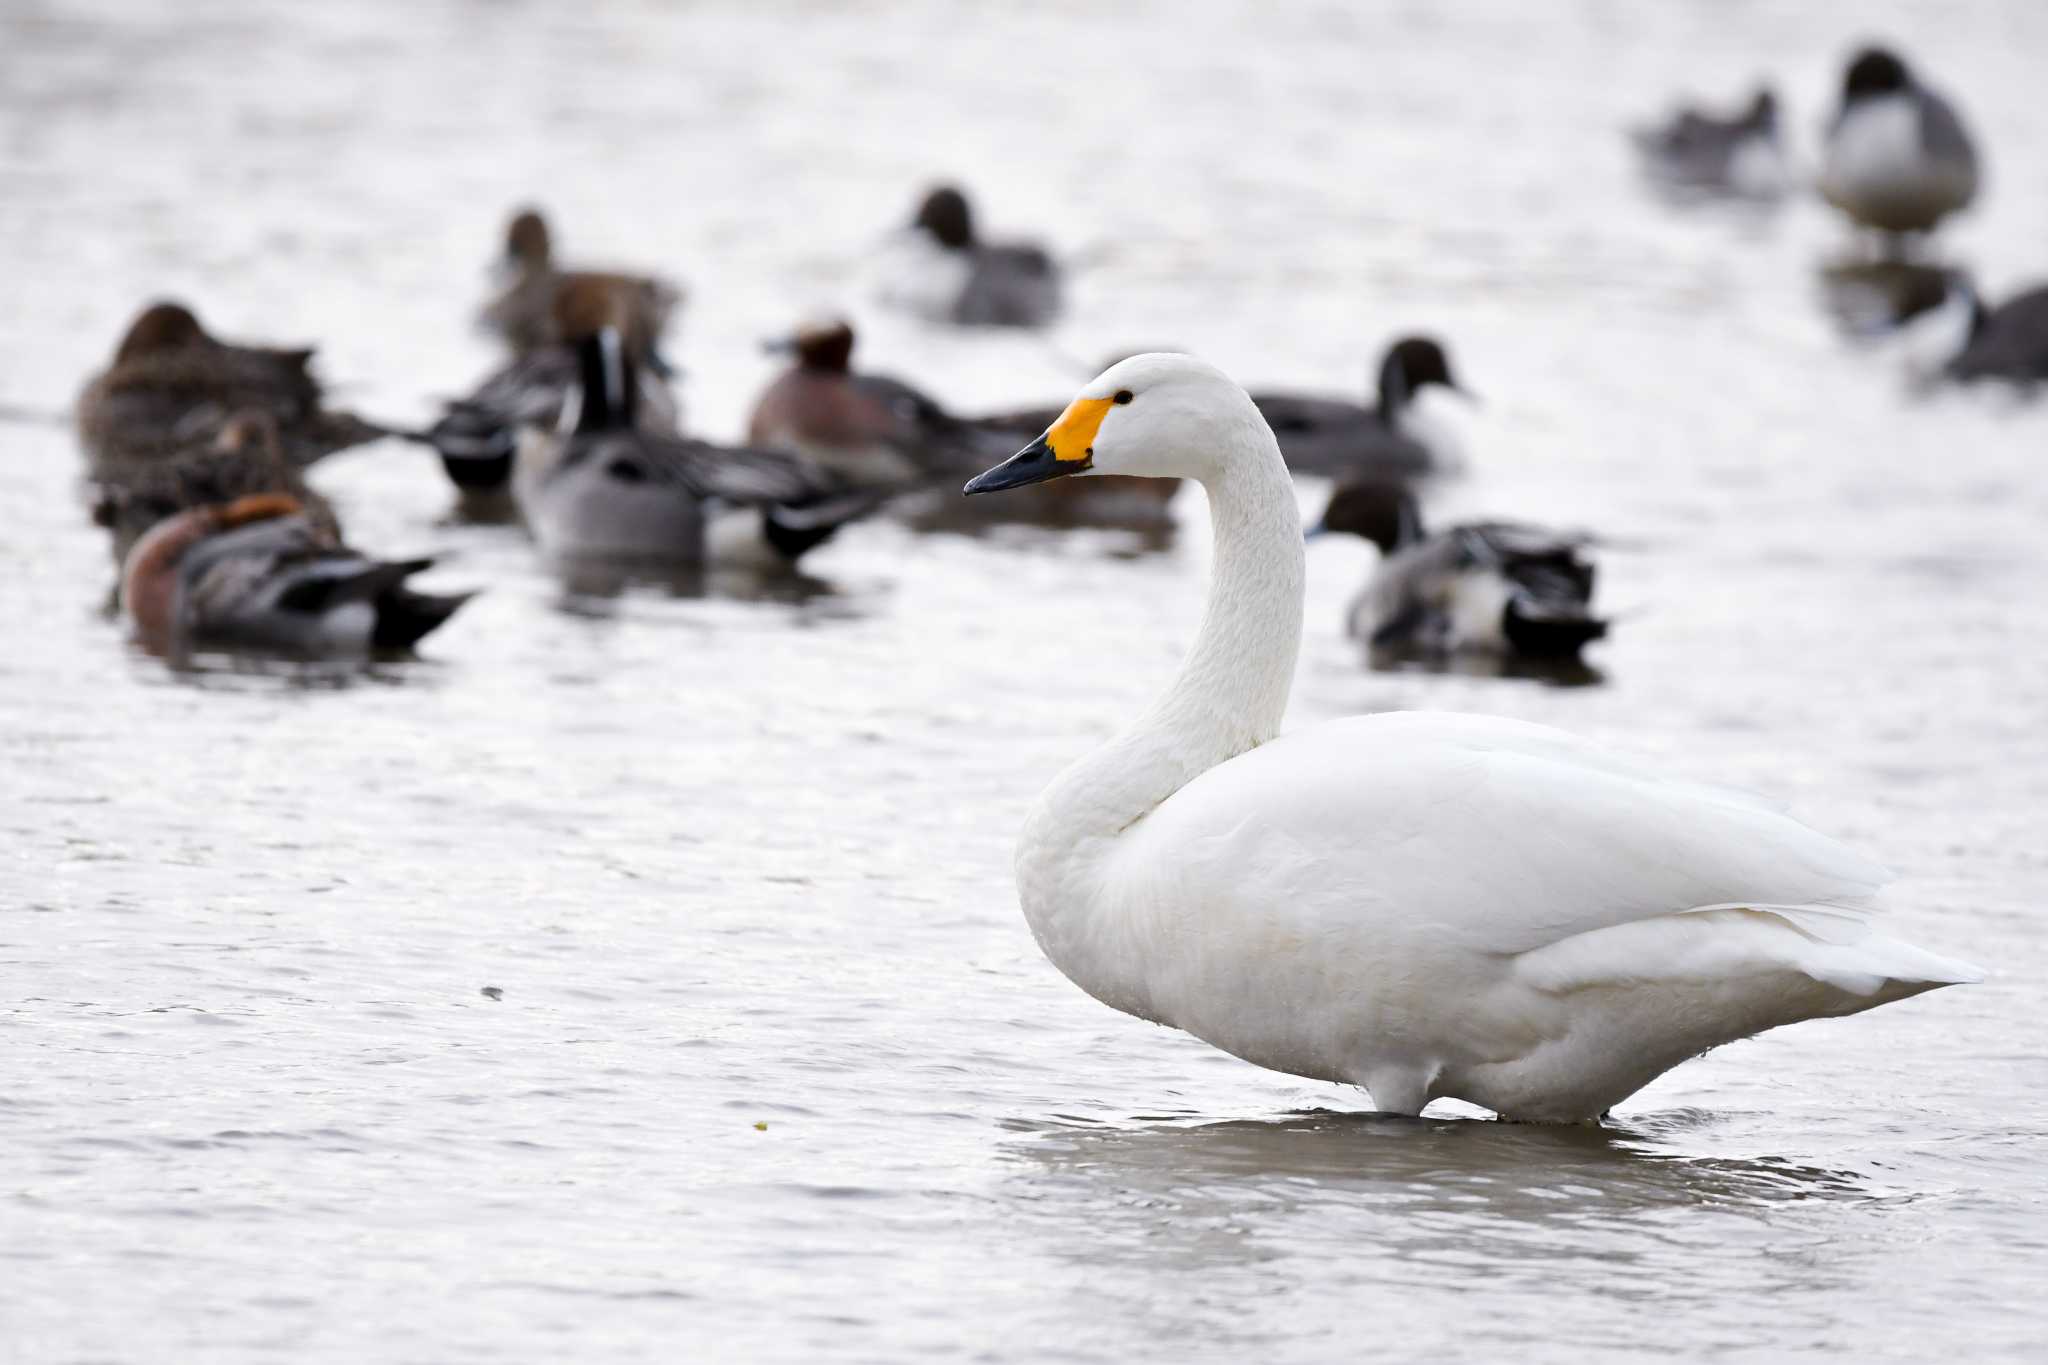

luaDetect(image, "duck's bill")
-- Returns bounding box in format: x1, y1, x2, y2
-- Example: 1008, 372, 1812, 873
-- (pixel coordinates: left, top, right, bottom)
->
962, 433, 1092, 496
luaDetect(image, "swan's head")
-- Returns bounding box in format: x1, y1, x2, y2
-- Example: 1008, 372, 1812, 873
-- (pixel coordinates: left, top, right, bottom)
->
963, 353, 1259, 493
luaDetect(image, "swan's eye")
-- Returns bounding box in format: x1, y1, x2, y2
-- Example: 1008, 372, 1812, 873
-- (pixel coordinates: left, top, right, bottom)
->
1113, 389, 1133, 405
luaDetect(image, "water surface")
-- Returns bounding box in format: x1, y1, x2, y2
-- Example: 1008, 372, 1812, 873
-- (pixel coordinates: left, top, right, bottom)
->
3, 1, 2045, 1360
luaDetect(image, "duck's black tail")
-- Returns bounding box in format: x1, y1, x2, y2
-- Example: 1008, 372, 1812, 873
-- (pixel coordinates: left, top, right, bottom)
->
761, 488, 892, 562
405, 404, 518, 490
372, 576, 478, 650
1502, 597, 1608, 658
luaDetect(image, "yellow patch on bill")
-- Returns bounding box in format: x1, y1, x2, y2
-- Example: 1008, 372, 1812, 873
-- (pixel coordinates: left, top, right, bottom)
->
1043, 396, 1114, 463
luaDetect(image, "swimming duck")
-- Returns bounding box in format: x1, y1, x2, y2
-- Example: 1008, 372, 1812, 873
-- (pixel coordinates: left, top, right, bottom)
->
1632, 86, 1787, 197
1249, 336, 1469, 481
122, 492, 471, 658
1944, 280, 2048, 384
515, 328, 874, 566
961, 353, 1976, 1122
1819, 47, 1979, 238
419, 278, 681, 510
1314, 480, 1607, 660
478, 206, 683, 358
747, 319, 1176, 528
93, 410, 338, 570
875, 185, 1061, 328
76, 301, 390, 472
747, 319, 986, 487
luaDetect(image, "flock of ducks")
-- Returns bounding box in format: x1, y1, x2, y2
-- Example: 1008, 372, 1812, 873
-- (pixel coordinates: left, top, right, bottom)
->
72, 45, 2045, 671
74, 188, 1504, 660
1638, 44, 2048, 380
63, 40, 2021, 1120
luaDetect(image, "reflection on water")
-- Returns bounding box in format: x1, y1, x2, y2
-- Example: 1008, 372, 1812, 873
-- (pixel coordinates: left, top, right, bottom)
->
1363, 641, 1608, 688
1818, 260, 1964, 336
1006, 1110, 1873, 1235
548, 552, 846, 607
4, 1, 2044, 1361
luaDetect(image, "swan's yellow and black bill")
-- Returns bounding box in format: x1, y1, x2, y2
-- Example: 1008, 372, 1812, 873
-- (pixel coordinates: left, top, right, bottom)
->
962, 394, 1111, 495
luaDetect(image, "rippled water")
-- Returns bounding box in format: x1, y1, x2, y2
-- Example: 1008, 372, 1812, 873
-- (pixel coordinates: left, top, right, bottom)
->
4, 1, 2046, 1360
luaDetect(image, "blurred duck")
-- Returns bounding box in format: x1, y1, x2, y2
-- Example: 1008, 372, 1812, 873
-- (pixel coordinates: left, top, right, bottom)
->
77, 301, 390, 472
1633, 87, 1787, 197
93, 411, 337, 570
1250, 337, 1470, 481
122, 492, 471, 658
419, 278, 681, 511
747, 319, 1177, 527
515, 329, 874, 566
478, 206, 682, 358
876, 185, 1061, 328
1819, 47, 1978, 239
1945, 280, 2048, 384
1315, 481, 1606, 660
748, 318, 997, 486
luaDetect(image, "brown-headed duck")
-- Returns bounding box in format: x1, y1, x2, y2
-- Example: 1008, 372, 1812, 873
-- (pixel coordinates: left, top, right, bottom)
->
478, 206, 682, 358
121, 492, 471, 658
77, 301, 390, 472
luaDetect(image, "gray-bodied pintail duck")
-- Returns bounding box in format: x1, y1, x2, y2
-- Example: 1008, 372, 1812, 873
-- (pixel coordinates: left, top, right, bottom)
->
1314, 481, 1606, 662
419, 277, 681, 513
515, 328, 877, 567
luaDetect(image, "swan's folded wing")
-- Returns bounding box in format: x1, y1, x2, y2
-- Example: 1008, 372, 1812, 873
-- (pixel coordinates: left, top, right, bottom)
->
1120, 710, 1889, 961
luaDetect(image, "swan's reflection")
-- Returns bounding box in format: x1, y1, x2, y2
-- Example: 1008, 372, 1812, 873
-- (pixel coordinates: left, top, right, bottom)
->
1000, 1108, 1879, 1278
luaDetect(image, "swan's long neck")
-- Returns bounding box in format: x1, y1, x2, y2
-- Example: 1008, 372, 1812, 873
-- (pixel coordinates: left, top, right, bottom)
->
1015, 419, 1304, 1011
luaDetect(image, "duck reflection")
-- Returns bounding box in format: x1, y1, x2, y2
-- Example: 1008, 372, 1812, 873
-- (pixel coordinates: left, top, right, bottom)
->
1817, 260, 1967, 337
548, 553, 848, 613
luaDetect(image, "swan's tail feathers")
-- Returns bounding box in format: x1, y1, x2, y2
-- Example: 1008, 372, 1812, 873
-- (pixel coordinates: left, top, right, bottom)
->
1501, 596, 1608, 658
1517, 904, 1982, 1012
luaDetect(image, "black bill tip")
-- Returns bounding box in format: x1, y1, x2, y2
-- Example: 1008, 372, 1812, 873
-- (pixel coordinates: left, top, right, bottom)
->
963, 433, 1088, 496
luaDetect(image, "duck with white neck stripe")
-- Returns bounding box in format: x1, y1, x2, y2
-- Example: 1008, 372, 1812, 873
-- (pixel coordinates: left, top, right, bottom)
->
1249, 336, 1472, 482
963, 354, 1978, 1123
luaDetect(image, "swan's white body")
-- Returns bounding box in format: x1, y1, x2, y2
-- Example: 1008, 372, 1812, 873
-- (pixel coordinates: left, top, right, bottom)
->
981, 355, 1978, 1122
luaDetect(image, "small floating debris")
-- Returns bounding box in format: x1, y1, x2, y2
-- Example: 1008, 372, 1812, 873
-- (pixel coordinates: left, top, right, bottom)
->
480, 986, 503, 1001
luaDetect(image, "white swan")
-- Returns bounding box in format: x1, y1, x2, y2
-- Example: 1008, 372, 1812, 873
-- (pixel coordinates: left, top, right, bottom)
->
962, 354, 1980, 1123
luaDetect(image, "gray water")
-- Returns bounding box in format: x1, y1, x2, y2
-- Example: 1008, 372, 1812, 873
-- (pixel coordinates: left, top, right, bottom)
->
4, 1, 2046, 1360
